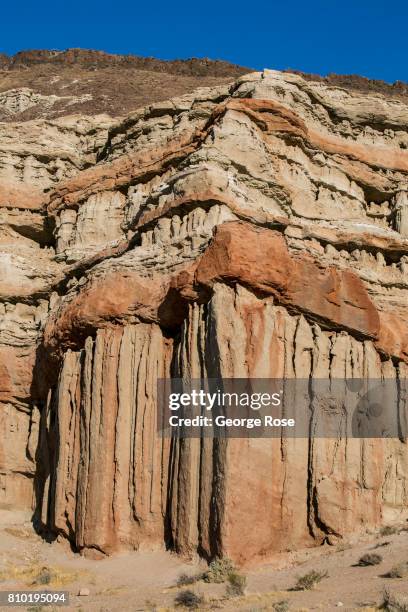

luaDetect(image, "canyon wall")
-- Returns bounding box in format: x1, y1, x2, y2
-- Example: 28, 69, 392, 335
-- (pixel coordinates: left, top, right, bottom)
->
1, 68, 408, 563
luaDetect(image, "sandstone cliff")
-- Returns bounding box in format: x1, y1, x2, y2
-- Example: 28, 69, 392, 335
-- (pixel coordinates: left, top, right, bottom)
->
1, 66, 408, 564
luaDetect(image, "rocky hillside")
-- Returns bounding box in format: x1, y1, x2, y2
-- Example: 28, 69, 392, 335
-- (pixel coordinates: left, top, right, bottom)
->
1, 62, 408, 564
0, 49, 249, 121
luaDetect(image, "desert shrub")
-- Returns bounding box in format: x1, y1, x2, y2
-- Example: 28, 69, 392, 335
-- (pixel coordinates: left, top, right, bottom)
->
203, 557, 235, 583
380, 526, 399, 537
357, 553, 383, 566
226, 571, 247, 596
293, 569, 328, 590
177, 573, 200, 586
373, 541, 391, 549
273, 601, 290, 612
174, 589, 204, 609
378, 588, 408, 611
384, 562, 408, 579
32, 566, 53, 585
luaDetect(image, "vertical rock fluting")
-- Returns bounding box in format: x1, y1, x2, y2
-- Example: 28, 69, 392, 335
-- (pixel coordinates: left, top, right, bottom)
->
2, 68, 408, 563
38, 324, 172, 555
167, 285, 408, 563
41, 275, 406, 561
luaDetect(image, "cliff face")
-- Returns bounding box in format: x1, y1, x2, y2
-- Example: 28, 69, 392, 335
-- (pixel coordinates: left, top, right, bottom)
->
1, 67, 408, 563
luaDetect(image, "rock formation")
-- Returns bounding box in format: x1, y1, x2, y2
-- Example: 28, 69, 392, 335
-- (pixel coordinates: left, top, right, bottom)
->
1, 64, 408, 563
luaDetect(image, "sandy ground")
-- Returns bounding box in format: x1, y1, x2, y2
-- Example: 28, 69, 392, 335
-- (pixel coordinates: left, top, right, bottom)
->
1, 510, 408, 611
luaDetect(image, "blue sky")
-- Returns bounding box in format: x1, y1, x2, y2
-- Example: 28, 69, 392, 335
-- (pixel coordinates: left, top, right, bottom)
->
1, 0, 407, 83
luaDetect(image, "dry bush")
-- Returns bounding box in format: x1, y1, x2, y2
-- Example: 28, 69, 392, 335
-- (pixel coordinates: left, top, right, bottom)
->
293, 569, 328, 590
378, 588, 408, 611
384, 562, 408, 579
373, 541, 390, 549
273, 601, 290, 612
226, 571, 247, 596
174, 589, 204, 609
357, 553, 383, 566
177, 573, 200, 586
203, 557, 235, 583
380, 526, 399, 537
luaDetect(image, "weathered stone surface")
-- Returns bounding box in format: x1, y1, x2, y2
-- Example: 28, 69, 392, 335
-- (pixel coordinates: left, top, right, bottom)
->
1, 67, 408, 562
167, 284, 408, 563
37, 324, 172, 554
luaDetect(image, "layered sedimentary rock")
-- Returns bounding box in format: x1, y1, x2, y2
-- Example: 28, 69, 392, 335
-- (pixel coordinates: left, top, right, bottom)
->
2, 67, 408, 563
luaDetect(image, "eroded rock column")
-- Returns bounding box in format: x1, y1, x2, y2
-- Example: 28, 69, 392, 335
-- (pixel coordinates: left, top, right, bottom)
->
41, 324, 172, 555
